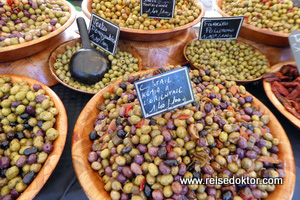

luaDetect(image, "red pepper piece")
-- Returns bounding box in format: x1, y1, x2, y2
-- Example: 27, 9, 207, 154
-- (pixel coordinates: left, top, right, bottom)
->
136, 119, 145, 128
125, 105, 133, 117
166, 145, 172, 153
178, 114, 190, 120
139, 178, 146, 191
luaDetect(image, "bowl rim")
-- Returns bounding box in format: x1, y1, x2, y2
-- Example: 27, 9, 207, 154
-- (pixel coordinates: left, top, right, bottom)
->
263, 60, 300, 129
183, 38, 271, 84
72, 69, 296, 200
213, 0, 289, 38
0, 0, 76, 53
0, 74, 68, 200
81, 0, 205, 35
48, 37, 144, 94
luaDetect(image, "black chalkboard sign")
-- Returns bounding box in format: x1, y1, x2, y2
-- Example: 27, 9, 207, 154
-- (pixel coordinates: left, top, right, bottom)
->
140, 0, 176, 19
88, 13, 120, 55
134, 67, 194, 118
288, 31, 300, 73
199, 16, 244, 40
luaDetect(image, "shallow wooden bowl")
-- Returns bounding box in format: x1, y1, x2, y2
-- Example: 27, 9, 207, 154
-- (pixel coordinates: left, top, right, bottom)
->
183, 38, 271, 84
214, 0, 290, 46
72, 69, 295, 200
0, 0, 76, 63
48, 37, 143, 94
0, 75, 68, 200
81, 0, 205, 42
263, 61, 300, 129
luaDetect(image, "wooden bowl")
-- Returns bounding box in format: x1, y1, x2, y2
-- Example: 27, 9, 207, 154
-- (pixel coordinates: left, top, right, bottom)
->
263, 61, 300, 129
81, 0, 205, 42
214, 0, 290, 46
72, 69, 295, 200
183, 38, 271, 84
0, 0, 76, 63
0, 75, 68, 200
48, 37, 143, 94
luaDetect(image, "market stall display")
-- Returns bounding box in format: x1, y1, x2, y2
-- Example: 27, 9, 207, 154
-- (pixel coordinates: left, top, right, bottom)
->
72, 67, 295, 200
263, 61, 300, 129
48, 38, 142, 94
214, 0, 295, 46
184, 39, 270, 84
0, 0, 76, 62
0, 75, 68, 200
81, 0, 205, 41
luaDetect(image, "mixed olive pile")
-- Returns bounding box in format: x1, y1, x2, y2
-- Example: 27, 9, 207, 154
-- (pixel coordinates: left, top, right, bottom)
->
53, 42, 140, 93
0, 76, 59, 199
88, 67, 284, 200
222, 0, 300, 33
0, 0, 70, 47
186, 40, 270, 81
91, 0, 202, 30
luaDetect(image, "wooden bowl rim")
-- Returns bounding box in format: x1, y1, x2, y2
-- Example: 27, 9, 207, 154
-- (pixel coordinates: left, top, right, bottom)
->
183, 38, 271, 84
72, 69, 295, 200
263, 61, 300, 129
0, 0, 76, 54
81, 0, 205, 35
213, 0, 289, 38
0, 74, 68, 200
48, 37, 144, 94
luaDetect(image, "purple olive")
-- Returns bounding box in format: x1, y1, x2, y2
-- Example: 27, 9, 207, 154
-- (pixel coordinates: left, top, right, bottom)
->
178, 163, 187, 175
25, 106, 35, 115
181, 185, 188, 195
159, 162, 171, 175
122, 166, 133, 178
117, 173, 126, 184
88, 152, 98, 163
196, 137, 208, 147
0, 157, 10, 168
238, 137, 248, 149
172, 181, 183, 194
136, 144, 147, 153
97, 113, 106, 120
10, 189, 20, 198
35, 94, 47, 103
35, 130, 45, 137
202, 164, 214, 175
130, 163, 142, 175
120, 193, 129, 200
105, 166, 113, 176
23, 10, 31, 18
11, 101, 22, 108
166, 120, 175, 130
204, 103, 212, 113
236, 148, 245, 159
152, 190, 163, 200
133, 155, 144, 165
16, 155, 27, 167
245, 150, 257, 159
245, 96, 253, 103
162, 130, 172, 141
27, 154, 37, 164
148, 147, 159, 157
207, 187, 216, 197
167, 151, 178, 160
50, 19, 57, 26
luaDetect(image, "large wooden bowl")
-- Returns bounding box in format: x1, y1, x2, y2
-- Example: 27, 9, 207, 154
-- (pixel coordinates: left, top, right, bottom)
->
72, 69, 295, 200
183, 38, 271, 84
214, 0, 290, 46
81, 0, 205, 42
0, 1, 76, 63
263, 61, 300, 129
0, 75, 68, 200
48, 38, 143, 94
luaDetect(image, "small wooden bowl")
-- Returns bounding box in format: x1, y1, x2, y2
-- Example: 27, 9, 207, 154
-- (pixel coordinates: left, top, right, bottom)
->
0, 75, 68, 200
72, 69, 295, 200
0, 0, 76, 63
183, 38, 271, 84
214, 0, 290, 47
263, 61, 300, 129
48, 38, 143, 94
81, 0, 205, 42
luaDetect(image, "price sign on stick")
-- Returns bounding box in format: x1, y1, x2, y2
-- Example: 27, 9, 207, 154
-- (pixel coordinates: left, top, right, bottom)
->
199, 16, 244, 40
140, 0, 176, 19
289, 31, 300, 74
134, 67, 194, 118
88, 13, 120, 55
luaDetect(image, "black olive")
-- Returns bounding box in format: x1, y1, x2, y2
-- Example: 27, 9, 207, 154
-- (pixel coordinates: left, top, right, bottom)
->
164, 160, 179, 166
192, 78, 200, 84
7, 132, 15, 140
89, 131, 98, 141
23, 147, 38, 156
37, 120, 43, 128
24, 124, 32, 130
22, 171, 35, 184
117, 130, 126, 138
9, 122, 16, 127
222, 191, 233, 200
150, 118, 156, 125
248, 124, 254, 131
205, 69, 210, 75
0, 169, 7, 177
20, 113, 29, 120
157, 147, 167, 159
1, 141, 9, 150
144, 184, 152, 198
121, 146, 132, 154
119, 82, 127, 90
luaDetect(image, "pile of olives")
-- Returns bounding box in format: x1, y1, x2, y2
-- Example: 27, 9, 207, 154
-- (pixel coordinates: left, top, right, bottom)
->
0, 76, 59, 199
185, 39, 270, 81
0, 0, 70, 47
53, 42, 140, 93
91, 0, 202, 30
88, 66, 284, 200
222, 0, 300, 33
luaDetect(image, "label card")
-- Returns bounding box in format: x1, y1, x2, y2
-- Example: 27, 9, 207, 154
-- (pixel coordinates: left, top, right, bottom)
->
199, 16, 244, 40
88, 13, 120, 55
134, 67, 195, 118
288, 31, 300, 74
140, 0, 176, 19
